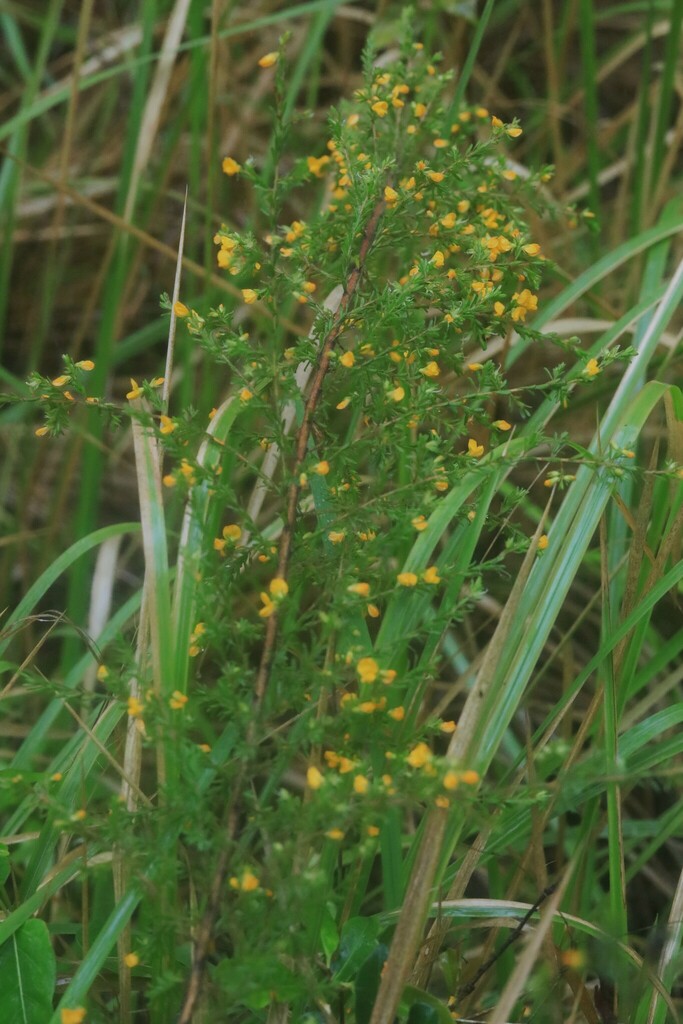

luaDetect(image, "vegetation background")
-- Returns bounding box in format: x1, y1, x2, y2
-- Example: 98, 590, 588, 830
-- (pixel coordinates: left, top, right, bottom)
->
0, 1, 682, 1023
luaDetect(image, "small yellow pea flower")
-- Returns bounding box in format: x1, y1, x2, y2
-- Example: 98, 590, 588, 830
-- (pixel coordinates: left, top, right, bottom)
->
258, 52, 278, 68
127, 696, 144, 718
307, 765, 324, 789
407, 742, 432, 768
169, 691, 188, 710
340, 350, 355, 368
61, 1010, 87, 1024
357, 657, 379, 684
124, 953, 139, 968
313, 461, 330, 475
422, 565, 441, 584
397, 572, 418, 587
126, 379, 143, 400
467, 438, 484, 457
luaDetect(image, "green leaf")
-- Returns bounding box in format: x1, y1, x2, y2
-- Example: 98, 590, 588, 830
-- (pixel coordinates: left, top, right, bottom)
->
0, 919, 56, 1024
319, 904, 339, 964
355, 945, 389, 1024
0, 844, 9, 886
334, 916, 380, 982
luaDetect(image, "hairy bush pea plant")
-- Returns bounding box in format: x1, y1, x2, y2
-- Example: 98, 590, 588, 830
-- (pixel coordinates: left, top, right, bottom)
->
2, 18, 683, 1024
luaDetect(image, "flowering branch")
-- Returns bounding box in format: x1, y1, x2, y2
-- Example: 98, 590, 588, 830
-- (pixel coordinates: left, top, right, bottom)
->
253, 194, 387, 710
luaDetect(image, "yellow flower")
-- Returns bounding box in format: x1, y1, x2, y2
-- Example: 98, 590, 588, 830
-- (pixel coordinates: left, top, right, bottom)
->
367, 825, 380, 837
241, 288, 258, 304
313, 460, 330, 475
584, 358, 600, 377
223, 524, 242, 543
511, 288, 538, 321
384, 185, 399, 203
76, 359, 95, 370
422, 565, 441, 584
328, 531, 345, 543
347, 582, 370, 597
397, 572, 418, 587
507, 125, 523, 138
124, 952, 139, 968
258, 592, 275, 618
326, 828, 345, 840
340, 350, 355, 368
467, 362, 483, 372
221, 156, 241, 176
35, 426, 49, 437
493, 301, 505, 316
61, 1010, 87, 1024
357, 657, 379, 684
407, 742, 432, 768
523, 243, 541, 256
367, 604, 380, 618
169, 690, 188, 710
239, 388, 253, 402
440, 720, 457, 733
388, 385, 405, 402
241, 870, 260, 891
371, 100, 389, 117
431, 249, 445, 267
269, 578, 289, 598
462, 770, 480, 785
420, 361, 440, 378
52, 374, 70, 386
307, 765, 324, 789
307, 154, 330, 177
427, 170, 445, 182
336, 397, 351, 409
561, 949, 586, 970
411, 514, 428, 531
493, 419, 511, 430
258, 52, 278, 68
467, 438, 484, 457
126, 378, 143, 400
353, 774, 369, 794
173, 301, 190, 317
159, 415, 175, 435
127, 696, 144, 718
388, 706, 405, 721
443, 770, 460, 790
538, 534, 549, 550
414, 102, 427, 117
